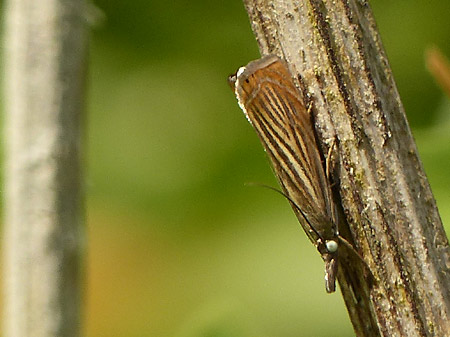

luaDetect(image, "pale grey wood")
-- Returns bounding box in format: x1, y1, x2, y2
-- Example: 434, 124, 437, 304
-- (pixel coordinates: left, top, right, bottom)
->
241, 0, 450, 336
3, 0, 87, 336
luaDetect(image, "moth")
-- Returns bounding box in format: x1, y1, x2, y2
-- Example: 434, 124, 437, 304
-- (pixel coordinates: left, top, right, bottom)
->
228, 55, 340, 293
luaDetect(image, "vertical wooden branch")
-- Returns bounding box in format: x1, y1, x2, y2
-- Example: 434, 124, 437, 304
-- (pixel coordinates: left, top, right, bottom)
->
241, 0, 450, 336
3, 0, 87, 336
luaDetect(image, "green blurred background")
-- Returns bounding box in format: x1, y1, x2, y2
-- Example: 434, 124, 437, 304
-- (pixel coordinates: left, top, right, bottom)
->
3, 1, 450, 336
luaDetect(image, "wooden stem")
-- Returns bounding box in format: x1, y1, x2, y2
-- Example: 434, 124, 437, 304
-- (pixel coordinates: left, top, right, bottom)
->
241, 0, 450, 336
3, 0, 87, 336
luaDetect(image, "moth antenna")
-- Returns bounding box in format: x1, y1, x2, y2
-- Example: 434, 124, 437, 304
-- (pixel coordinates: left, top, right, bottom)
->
245, 182, 325, 243
337, 235, 375, 280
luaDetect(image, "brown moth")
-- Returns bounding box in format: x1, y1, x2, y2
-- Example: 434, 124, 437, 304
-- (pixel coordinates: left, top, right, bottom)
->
228, 55, 339, 293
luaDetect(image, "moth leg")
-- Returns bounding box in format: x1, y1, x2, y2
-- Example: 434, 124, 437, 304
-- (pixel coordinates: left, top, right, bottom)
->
325, 137, 338, 182
324, 254, 337, 293
325, 137, 340, 229
306, 102, 338, 185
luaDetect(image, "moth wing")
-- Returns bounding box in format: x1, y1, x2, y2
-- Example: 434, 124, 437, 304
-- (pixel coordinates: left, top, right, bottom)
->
235, 57, 335, 240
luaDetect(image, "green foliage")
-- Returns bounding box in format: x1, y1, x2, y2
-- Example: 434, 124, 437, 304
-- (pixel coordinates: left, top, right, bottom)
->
84, 1, 450, 335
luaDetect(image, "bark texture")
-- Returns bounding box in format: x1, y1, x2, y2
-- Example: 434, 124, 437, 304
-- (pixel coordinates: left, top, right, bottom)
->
3, 0, 87, 336
241, 1, 450, 336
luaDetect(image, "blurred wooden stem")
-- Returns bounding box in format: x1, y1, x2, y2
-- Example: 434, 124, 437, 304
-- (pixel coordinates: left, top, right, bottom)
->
241, 0, 450, 336
3, 0, 87, 336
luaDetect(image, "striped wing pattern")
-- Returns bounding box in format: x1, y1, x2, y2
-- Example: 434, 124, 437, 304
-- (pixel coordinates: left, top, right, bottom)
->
234, 56, 336, 242
229, 55, 339, 293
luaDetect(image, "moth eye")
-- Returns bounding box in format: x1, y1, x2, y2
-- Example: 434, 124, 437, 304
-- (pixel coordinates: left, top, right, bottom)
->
325, 240, 338, 253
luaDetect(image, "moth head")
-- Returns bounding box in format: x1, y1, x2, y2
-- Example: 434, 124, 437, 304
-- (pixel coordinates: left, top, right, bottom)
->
227, 73, 238, 90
